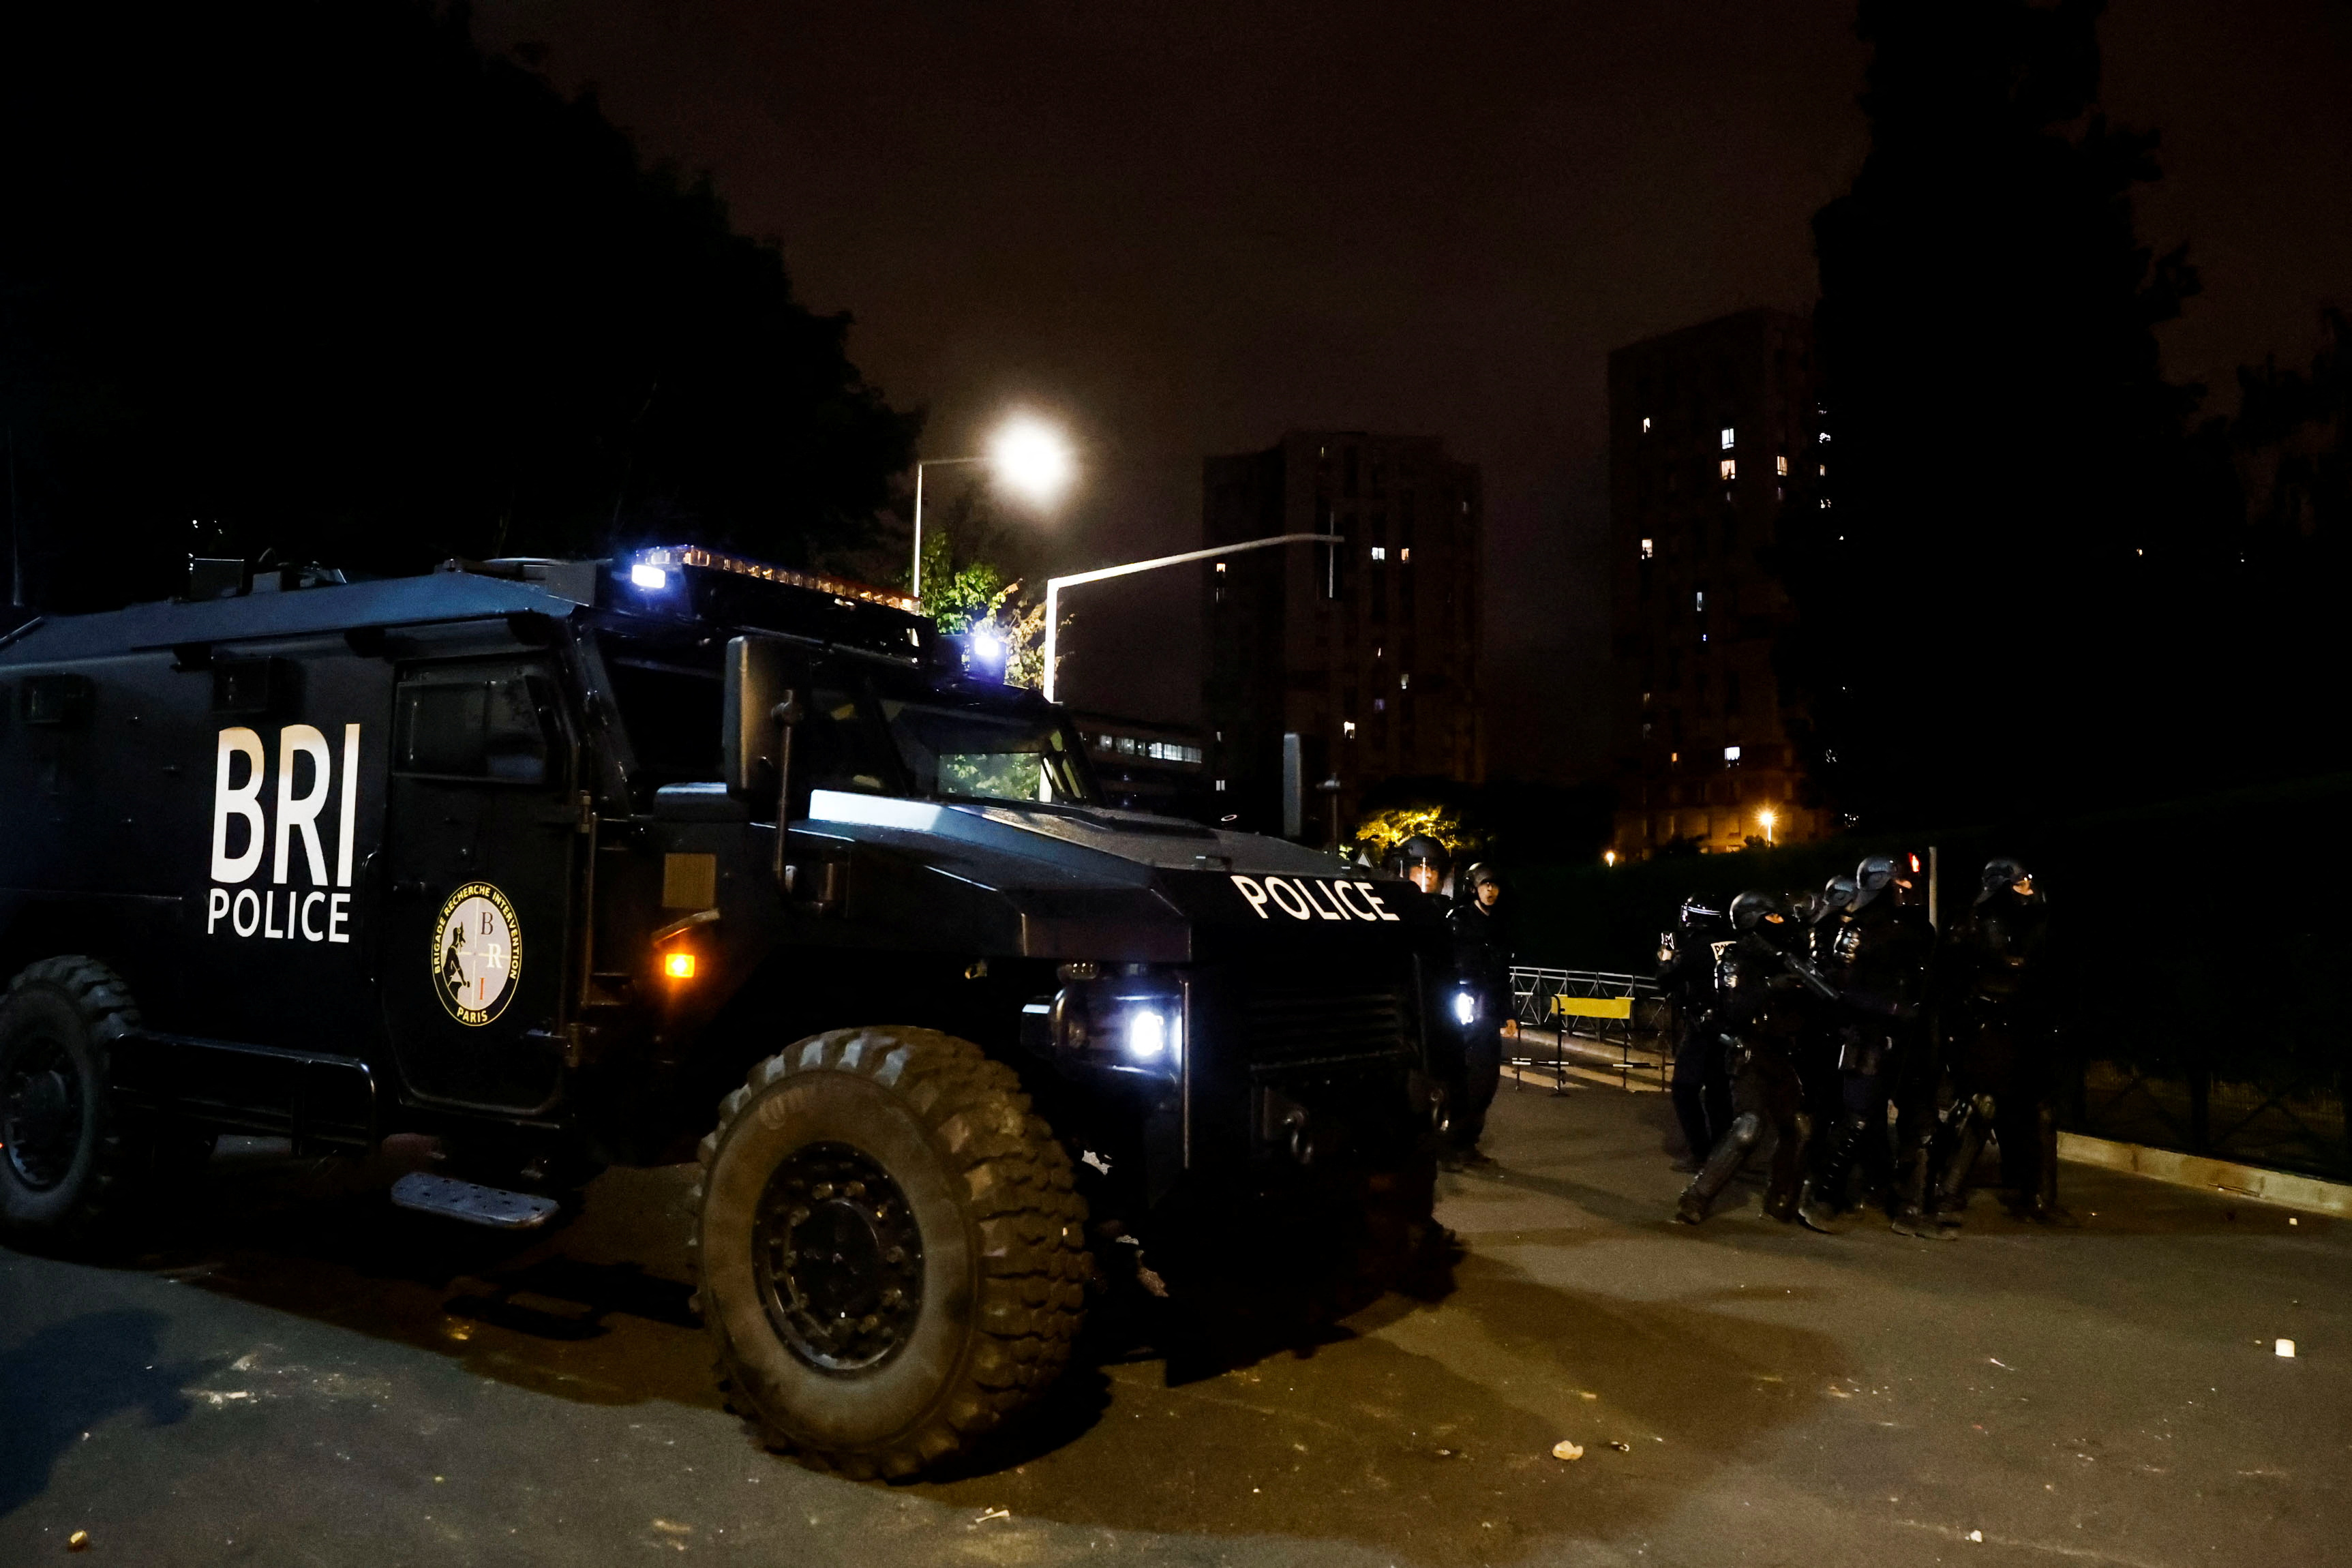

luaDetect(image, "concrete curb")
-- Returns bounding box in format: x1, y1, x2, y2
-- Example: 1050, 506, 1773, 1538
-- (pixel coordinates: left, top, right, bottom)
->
2056, 1131, 2352, 1218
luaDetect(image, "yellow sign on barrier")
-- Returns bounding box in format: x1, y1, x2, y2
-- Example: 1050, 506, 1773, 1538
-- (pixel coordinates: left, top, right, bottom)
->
1552, 995, 1633, 1021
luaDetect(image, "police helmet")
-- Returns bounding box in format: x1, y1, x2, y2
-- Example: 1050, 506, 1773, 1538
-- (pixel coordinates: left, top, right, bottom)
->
1461, 862, 1500, 892
1850, 854, 1899, 911
1398, 834, 1449, 867
1678, 894, 1725, 929
1978, 856, 2037, 903
1728, 890, 1788, 933
1821, 873, 1858, 915
1787, 890, 1822, 926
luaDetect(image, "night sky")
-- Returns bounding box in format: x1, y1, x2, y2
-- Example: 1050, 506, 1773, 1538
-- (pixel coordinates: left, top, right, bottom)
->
472, 0, 2352, 781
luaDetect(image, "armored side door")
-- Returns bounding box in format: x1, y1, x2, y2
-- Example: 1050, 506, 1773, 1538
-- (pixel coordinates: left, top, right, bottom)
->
379, 656, 582, 1113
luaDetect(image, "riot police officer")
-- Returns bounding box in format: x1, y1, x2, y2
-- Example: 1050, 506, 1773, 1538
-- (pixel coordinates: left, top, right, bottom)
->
1443, 863, 1511, 1167
1804, 854, 1941, 1237
1935, 858, 2070, 1226
1658, 895, 1734, 1171
1398, 834, 1449, 897
1673, 892, 1822, 1226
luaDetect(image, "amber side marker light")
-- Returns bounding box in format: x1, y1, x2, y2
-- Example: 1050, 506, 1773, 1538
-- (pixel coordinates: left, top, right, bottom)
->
663, 952, 697, 980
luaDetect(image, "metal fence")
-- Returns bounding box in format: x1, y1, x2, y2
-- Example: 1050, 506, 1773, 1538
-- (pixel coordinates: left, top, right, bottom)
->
2069, 1058, 2351, 1182
1506, 967, 1668, 1094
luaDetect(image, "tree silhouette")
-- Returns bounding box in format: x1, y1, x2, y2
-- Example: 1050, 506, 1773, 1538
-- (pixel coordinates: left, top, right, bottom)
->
0, 1, 918, 612
1782, 0, 2209, 826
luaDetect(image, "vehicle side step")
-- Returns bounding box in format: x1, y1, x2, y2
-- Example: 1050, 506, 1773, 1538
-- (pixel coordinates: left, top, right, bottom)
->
389, 1172, 560, 1231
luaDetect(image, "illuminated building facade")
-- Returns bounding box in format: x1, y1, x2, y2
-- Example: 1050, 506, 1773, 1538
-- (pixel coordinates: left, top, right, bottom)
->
1201, 432, 1484, 841
1608, 308, 1830, 859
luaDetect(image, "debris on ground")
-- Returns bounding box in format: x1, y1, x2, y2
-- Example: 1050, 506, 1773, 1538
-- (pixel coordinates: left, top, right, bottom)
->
1608, 1441, 1631, 1452
1967, 1529, 1984, 1542
974, 1508, 1011, 1524
67, 1531, 90, 1552
2276, 1339, 2295, 1359
1551, 1441, 1584, 1461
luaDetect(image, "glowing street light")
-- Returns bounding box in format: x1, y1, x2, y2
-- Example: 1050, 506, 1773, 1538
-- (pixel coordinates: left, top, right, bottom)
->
911, 414, 1076, 599
988, 415, 1075, 507
1758, 808, 1777, 847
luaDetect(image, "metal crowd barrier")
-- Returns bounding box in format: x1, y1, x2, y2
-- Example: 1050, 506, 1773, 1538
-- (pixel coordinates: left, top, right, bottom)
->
1507, 967, 1668, 1095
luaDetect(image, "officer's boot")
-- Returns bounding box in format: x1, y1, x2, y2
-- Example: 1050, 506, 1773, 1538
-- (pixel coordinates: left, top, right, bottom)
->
1888, 1145, 1949, 1239
1796, 1113, 1863, 1233
1765, 1112, 1813, 1224
2018, 1102, 2079, 1226
1933, 1094, 1994, 1229
1675, 1113, 1760, 1226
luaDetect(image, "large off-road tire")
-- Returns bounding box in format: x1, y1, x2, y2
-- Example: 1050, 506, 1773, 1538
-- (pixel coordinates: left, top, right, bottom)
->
689, 1027, 1089, 1479
0, 956, 147, 1242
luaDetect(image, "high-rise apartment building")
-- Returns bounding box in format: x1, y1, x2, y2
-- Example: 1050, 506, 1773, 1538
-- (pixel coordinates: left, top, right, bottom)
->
1608, 308, 1828, 859
1202, 432, 1483, 841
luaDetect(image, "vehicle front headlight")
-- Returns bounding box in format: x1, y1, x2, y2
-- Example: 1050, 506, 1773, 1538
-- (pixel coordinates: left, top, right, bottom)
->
1452, 989, 1479, 1027
1049, 965, 1183, 1076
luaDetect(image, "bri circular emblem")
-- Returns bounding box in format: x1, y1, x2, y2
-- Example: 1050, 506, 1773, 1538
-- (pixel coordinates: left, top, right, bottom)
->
432, 881, 522, 1026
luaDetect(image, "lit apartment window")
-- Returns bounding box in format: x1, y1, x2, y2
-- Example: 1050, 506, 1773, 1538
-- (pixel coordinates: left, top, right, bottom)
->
1818, 463, 1827, 477
1214, 779, 1226, 792
1775, 455, 1789, 477
1819, 429, 1830, 443
1725, 745, 1742, 763
1694, 590, 1706, 612
1642, 417, 1652, 433
1373, 698, 1386, 712
1398, 672, 1410, 691
1719, 459, 1736, 481
1640, 537, 1655, 560
1343, 721, 1357, 739
1214, 561, 1226, 574
1720, 427, 1735, 450
1370, 546, 1386, 561
1398, 547, 1411, 562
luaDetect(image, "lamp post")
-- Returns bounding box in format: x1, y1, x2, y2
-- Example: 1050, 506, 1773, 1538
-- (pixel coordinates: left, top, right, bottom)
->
1040, 533, 1342, 704
1758, 808, 1777, 847
910, 415, 1075, 600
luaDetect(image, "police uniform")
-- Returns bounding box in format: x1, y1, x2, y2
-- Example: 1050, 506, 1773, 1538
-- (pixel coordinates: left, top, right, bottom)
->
1444, 869, 1510, 1160
1811, 859, 1938, 1235
1659, 900, 1733, 1168
1674, 894, 1816, 1226
1937, 863, 2065, 1224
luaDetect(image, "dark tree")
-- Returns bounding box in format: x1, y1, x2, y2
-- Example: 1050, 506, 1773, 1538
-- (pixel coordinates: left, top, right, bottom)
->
2214, 309, 2352, 780
0, 2, 918, 612
1783, 0, 2206, 826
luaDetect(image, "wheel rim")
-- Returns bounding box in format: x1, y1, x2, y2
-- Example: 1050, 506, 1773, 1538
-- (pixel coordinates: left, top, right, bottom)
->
2, 1032, 85, 1192
751, 1141, 925, 1373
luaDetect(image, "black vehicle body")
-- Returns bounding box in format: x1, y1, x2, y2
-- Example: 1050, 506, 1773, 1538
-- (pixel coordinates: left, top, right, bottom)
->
0, 551, 1455, 1227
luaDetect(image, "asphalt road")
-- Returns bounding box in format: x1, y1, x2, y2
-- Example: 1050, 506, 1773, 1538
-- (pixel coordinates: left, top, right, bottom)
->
3, 1083, 2345, 1567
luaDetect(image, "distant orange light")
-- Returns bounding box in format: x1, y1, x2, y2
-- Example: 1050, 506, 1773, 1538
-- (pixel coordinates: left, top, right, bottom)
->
663, 952, 697, 980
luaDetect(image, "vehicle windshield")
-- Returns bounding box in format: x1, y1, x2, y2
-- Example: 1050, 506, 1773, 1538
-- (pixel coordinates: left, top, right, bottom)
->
878, 694, 1094, 806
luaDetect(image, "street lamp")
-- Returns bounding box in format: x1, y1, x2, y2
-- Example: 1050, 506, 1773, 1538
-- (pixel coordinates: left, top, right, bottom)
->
1040, 532, 1342, 704
911, 414, 1076, 599
1758, 808, 1777, 847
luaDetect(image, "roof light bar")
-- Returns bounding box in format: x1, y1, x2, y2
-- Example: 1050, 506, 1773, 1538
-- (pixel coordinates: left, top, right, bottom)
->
635, 545, 920, 614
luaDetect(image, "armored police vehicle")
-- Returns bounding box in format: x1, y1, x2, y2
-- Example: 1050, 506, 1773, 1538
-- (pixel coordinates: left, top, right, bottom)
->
0, 546, 1458, 1476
